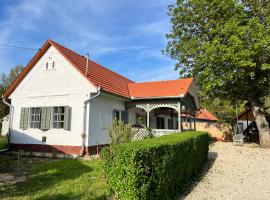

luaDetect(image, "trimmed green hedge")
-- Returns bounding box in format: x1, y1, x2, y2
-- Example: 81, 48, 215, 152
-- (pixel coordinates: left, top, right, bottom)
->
102, 131, 209, 200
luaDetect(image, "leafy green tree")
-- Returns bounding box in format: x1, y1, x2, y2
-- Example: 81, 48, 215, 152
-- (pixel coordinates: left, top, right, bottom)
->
165, 0, 270, 147
200, 96, 244, 125
0, 64, 24, 119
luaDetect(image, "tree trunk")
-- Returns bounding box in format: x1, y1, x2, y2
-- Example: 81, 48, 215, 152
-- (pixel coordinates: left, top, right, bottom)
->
250, 99, 270, 147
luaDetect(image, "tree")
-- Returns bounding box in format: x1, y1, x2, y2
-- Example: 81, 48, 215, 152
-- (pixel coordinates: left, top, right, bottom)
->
0, 64, 24, 119
200, 96, 244, 125
165, 0, 270, 147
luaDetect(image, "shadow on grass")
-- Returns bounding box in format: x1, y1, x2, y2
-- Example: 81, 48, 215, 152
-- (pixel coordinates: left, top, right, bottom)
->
178, 150, 218, 199
0, 158, 94, 199
35, 192, 106, 200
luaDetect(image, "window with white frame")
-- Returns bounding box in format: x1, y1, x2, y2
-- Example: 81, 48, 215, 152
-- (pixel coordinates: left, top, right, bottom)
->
30, 107, 41, 128
113, 109, 128, 123
44, 58, 56, 71
53, 106, 65, 129
20, 106, 70, 130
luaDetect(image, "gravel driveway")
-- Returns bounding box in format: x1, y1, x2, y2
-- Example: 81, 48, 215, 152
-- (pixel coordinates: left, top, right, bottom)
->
180, 142, 270, 200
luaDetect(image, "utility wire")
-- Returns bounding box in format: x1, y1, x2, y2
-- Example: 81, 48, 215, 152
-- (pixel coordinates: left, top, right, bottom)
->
0, 43, 39, 51
0, 43, 92, 65
0, 43, 84, 56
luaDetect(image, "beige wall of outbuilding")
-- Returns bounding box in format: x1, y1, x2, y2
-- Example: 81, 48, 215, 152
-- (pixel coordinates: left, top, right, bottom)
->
194, 121, 232, 140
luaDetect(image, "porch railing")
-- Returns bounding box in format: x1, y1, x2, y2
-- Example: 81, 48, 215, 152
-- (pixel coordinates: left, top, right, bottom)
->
133, 128, 178, 140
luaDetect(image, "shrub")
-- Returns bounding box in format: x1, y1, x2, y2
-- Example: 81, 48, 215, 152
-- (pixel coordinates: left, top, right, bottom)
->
102, 131, 209, 200
109, 119, 138, 150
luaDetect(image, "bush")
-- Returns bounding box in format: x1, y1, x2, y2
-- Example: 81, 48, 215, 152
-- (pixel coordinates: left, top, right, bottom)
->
109, 119, 138, 149
102, 131, 209, 200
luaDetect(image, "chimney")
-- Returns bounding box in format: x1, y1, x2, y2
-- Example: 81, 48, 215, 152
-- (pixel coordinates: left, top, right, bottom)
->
85, 53, 89, 75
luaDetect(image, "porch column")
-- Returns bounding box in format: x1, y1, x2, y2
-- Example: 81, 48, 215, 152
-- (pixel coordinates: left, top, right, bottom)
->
178, 102, 181, 132
146, 102, 150, 128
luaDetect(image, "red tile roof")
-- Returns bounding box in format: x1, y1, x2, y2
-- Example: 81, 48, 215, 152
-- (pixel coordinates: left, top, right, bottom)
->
128, 78, 193, 98
197, 109, 218, 121
3, 39, 194, 100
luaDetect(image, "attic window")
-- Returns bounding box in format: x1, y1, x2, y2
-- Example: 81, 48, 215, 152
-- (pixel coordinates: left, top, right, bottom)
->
45, 59, 56, 70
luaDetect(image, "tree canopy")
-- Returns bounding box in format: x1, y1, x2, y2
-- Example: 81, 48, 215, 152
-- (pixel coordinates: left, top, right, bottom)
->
166, 0, 270, 100
165, 0, 270, 146
0, 64, 24, 119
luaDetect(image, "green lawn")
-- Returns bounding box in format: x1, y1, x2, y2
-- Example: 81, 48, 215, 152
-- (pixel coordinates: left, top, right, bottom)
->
0, 157, 106, 200
0, 136, 8, 149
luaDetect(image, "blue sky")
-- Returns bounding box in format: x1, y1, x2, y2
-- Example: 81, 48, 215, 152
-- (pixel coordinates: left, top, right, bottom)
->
0, 0, 178, 82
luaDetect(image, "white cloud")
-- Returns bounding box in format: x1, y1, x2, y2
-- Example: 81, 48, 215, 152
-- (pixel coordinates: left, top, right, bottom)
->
137, 19, 170, 36
130, 64, 179, 82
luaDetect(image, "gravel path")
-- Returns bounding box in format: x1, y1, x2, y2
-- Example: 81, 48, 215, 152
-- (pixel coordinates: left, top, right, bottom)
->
180, 142, 270, 200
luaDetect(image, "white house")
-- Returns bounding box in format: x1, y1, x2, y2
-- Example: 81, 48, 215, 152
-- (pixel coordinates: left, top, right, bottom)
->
3, 39, 199, 155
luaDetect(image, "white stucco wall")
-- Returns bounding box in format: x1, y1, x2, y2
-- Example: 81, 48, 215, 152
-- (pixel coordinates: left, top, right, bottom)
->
9, 46, 97, 146
88, 94, 126, 146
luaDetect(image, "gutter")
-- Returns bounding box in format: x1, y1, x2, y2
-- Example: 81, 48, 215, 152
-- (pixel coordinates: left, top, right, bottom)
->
129, 94, 185, 100
81, 86, 101, 156
0, 95, 13, 153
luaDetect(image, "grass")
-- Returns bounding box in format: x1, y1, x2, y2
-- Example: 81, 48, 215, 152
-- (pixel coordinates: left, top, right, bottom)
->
0, 155, 106, 200
0, 136, 8, 149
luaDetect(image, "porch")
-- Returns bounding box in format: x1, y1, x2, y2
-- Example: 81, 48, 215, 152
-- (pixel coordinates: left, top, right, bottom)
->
126, 95, 197, 138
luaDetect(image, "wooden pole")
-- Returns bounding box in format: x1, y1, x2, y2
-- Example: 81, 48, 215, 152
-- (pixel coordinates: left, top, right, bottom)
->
189, 105, 192, 130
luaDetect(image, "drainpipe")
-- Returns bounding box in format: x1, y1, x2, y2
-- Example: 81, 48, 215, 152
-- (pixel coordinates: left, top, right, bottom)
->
1, 95, 13, 152
81, 86, 101, 156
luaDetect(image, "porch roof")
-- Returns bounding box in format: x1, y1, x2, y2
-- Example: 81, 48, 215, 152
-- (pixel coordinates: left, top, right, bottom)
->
128, 78, 193, 99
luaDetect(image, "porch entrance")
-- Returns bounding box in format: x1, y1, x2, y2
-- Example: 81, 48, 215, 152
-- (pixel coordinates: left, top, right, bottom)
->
126, 96, 197, 137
